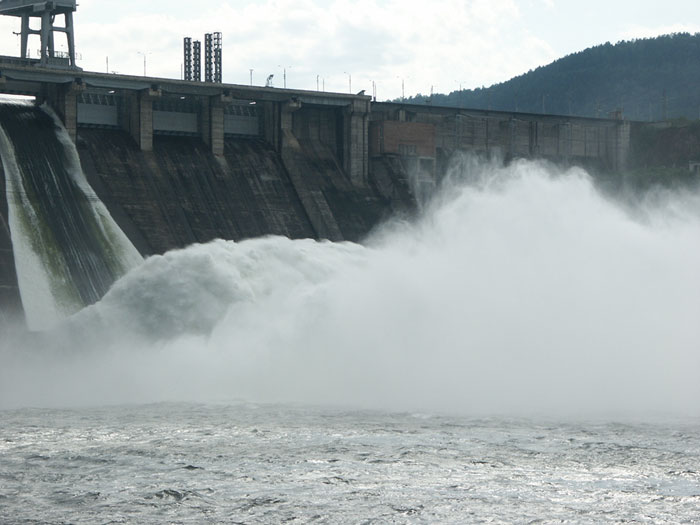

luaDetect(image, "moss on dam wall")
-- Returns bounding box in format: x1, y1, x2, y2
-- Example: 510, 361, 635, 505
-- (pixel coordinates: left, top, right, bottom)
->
0, 161, 23, 324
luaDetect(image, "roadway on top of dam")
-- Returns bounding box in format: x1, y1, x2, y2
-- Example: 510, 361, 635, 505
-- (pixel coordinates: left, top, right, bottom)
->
0, 56, 369, 107
0, 56, 635, 127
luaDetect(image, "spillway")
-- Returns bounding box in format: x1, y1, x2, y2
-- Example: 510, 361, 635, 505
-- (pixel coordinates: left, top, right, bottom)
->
0, 103, 142, 330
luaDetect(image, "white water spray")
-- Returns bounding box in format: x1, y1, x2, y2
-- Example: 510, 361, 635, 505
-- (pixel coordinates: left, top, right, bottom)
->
1, 156, 699, 417
0, 104, 142, 329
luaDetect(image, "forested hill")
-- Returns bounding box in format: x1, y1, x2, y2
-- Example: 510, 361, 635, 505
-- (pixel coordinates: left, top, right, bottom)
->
404, 33, 700, 121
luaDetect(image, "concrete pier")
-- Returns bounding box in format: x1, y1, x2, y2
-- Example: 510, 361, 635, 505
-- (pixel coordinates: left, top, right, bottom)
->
344, 98, 370, 186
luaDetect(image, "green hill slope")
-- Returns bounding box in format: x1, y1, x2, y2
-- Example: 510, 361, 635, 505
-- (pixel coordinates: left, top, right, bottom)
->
405, 33, 700, 121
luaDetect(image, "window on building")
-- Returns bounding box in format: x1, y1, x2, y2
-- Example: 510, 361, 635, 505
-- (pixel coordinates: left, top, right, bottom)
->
398, 143, 417, 156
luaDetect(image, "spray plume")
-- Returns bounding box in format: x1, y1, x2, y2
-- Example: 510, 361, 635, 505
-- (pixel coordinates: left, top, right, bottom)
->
1, 155, 699, 418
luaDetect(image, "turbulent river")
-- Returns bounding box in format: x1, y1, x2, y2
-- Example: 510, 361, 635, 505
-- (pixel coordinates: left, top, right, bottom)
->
1, 155, 700, 522
2, 403, 699, 523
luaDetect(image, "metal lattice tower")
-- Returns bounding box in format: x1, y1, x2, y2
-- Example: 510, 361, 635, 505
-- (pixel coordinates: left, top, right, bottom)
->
0, 0, 78, 68
193, 40, 201, 82
213, 32, 222, 83
183, 37, 192, 81
204, 33, 213, 82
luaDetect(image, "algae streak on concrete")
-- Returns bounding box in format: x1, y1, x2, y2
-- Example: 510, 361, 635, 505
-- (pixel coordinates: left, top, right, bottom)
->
0, 159, 23, 325
0, 105, 143, 329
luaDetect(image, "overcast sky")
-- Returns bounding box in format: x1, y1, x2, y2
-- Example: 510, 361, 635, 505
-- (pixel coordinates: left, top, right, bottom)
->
0, 0, 698, 100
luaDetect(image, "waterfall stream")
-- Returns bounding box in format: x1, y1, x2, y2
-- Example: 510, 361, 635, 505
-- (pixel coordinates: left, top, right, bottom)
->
0, 103, 142, 330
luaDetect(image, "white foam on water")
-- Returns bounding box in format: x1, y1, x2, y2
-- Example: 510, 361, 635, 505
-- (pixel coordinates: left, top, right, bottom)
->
2, 156, 699, 418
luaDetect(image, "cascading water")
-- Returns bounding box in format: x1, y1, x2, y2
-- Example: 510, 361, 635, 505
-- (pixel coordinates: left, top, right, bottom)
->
1, 154, 698, 416
0, 103, 142, 330
0, 108, 698, 525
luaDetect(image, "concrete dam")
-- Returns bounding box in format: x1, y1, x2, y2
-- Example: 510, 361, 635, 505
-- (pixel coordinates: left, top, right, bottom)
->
0, 60, 633, 327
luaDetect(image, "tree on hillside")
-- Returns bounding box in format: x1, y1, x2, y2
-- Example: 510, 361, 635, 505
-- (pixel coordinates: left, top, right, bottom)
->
402, 33, 700, 121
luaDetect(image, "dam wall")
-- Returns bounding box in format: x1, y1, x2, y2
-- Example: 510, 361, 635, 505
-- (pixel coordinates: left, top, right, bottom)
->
279, 103, 386, 242
0, 109, 404, 324
370, 102, 632, 177
76, 119, 392, 257
78, 130, 315, 253
0, 61, 636, 326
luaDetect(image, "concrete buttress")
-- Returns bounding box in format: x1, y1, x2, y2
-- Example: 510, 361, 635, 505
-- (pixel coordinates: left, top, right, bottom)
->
343, 99, 369, 186
200, 95, 224, 156
124, 88, 158, 151
40, 81, 83, 142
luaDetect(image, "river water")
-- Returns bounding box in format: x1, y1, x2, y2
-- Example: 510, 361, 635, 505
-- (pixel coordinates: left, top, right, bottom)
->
2, 403, 699, 523
2, 157, 699, 522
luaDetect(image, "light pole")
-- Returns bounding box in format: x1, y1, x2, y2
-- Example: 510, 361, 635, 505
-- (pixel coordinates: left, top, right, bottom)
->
278, 65, 291, 88
344, 72, 351, 93
250, 68, 254, 86
137, 51, 151, 76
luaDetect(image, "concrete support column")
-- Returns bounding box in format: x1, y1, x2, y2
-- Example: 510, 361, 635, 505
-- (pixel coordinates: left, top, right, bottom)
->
508, 118, 516, 157
343, 98, 369, 187
558, 122, 572, 160
613, 120, 631, 172
279, 98, 302, 151
40, 10, 51, 65
124, 89, 157, 151
40, 81, 82, 143
200, 95, 225, 156
62, 84, 79, 142
20, 15, 29, 59
65, 12, 76, 68
212, 96, 226, 156
48, 22, 55, 57
138, 89, 155, 151
484, 117, 490, 152
281, 99, 301, 132
262, 101, 281, 151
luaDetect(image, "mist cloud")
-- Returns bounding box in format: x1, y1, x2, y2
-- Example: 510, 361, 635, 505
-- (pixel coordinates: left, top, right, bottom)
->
2, 157, 699, 419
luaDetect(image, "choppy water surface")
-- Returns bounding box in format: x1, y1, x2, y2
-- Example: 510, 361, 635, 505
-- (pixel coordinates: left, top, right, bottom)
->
1, 403, 699, 523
